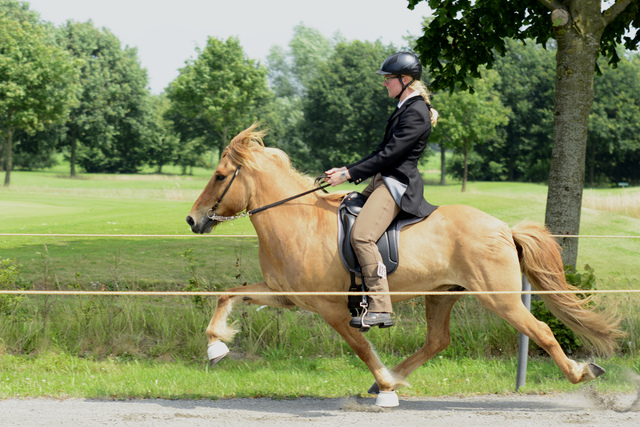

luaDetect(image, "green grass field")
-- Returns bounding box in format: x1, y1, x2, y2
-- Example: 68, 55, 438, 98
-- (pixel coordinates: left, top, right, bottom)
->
1, 168, 639, 399
1, 169, 638, 288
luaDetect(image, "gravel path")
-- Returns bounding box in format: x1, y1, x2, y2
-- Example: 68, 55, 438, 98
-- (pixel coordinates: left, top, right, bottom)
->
1, 391, 639, 427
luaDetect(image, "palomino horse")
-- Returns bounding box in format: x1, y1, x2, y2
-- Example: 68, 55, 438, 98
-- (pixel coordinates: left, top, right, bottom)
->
187, 125, 621, 402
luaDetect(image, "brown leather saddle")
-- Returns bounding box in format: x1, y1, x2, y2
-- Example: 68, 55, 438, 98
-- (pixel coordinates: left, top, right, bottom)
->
337, 191, 423, 316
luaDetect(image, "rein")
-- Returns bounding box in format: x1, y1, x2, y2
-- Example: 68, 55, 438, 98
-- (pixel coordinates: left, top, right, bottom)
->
207, 166, 331, 223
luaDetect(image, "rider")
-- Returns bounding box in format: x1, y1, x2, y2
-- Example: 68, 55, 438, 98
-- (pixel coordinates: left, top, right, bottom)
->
324, 51, 439, 329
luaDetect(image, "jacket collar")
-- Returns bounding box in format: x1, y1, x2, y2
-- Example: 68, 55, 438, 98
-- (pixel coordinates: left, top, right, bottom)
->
387, 95, 422, 123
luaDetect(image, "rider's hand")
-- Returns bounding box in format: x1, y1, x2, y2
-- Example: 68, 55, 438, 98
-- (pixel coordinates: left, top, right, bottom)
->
324, 167, 350, 187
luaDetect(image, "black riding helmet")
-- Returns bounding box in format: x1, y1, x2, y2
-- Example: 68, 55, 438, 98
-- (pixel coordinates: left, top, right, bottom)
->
377, 52, 422, 99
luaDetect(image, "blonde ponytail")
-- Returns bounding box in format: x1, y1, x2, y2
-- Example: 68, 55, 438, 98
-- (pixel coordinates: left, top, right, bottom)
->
406, 78, 439, 127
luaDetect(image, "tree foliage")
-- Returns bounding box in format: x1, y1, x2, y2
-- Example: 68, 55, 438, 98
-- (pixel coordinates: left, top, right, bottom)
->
454, 39, 556, 183
166, 37, 270, 163
0, 1, 79, 185
431, 69, 509, 191
302, 41, 397, 171
56, 20, 152, 174
587, 50, 640, 186
146, 95, 180, 174
263, 25, 337, 170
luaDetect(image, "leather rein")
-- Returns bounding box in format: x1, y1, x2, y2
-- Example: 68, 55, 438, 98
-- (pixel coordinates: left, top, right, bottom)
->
206, 165, 332, 223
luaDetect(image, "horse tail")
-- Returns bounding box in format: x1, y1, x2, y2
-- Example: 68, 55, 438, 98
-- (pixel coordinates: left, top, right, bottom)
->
511, 221, 623, 357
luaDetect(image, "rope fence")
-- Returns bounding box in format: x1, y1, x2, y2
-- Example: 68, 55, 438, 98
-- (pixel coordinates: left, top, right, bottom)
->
1, 289, 639, 296
2, 233, 640, 238
1, 233, 637, 297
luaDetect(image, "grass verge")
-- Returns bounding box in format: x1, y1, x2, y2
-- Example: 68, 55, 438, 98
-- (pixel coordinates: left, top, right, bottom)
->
1, 352, 639, 399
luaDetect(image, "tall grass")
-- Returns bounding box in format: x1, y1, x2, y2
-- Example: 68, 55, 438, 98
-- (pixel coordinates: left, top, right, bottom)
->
583, 188, 640, 219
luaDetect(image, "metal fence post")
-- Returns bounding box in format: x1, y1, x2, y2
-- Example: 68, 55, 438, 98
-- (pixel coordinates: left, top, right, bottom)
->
516, 274, 531, 391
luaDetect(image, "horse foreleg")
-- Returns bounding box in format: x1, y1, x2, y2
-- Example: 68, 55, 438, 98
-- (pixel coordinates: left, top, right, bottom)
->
318, 304, 408, 392
477, 293, 605, 384
206, 281, 295, 344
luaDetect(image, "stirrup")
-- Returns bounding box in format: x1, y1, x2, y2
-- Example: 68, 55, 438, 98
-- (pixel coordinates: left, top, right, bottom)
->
349, 302, 371, 333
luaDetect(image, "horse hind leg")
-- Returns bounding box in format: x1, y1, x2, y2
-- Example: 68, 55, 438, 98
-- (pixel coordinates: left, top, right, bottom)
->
476, 292, 604, 384
369, 294, 462, 394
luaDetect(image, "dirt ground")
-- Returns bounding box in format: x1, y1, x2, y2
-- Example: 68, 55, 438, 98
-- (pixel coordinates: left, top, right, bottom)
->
1, 390, 639, 427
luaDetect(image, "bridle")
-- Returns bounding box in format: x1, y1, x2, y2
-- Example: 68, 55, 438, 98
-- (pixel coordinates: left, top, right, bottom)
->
206, 165, 332, 223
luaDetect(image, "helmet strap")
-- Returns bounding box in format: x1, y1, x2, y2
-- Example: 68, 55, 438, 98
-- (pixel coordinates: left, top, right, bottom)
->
395, 77, 415, 100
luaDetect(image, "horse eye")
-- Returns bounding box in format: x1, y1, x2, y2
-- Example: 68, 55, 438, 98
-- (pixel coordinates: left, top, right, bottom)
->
215, 174, 226, 182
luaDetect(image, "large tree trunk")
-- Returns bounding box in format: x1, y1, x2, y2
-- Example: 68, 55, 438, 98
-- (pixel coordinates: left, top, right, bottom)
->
544, 4, 604, 267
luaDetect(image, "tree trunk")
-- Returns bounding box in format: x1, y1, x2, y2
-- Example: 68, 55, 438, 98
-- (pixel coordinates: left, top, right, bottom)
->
439, 143, 446, 185
3, 128, 13, 186
544, 4, 604, 268
462, 140, 468, 193
70, 139, 77, 178
588, 139, 595, 188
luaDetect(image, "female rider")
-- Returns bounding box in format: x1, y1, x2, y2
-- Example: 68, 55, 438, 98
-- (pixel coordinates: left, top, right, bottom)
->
324, 52, 439, 329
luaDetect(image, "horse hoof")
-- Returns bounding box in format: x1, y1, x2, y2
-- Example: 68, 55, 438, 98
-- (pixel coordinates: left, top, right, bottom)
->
368, 382, 380, 395
588, 362, 606, 378
207, 340, 229, 368
375, 390, 399, 407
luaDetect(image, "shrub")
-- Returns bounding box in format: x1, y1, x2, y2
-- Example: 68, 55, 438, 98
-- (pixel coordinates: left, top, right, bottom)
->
0, 258, 30, 317
531, 264, 597, 355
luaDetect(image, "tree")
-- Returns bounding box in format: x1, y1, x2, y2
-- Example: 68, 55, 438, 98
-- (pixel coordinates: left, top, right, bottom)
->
587, 50, 640, 186
267, 24, 336, 98
302, 40, 398, 171
410, 0, 640, 267
0, 2, 79, 185
146, 95, 180, 174
57, 21, 152, 175
489, 39, 556, 183
430, 70, 509, 191
264, 24, 336, 170
166, 37, 270, 163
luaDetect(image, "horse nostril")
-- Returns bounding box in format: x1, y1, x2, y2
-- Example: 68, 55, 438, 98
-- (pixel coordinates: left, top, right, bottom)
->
186, 215, 195, 227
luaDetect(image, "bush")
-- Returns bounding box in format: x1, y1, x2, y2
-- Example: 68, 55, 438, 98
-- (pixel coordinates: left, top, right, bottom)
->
0, 258, 30, 317
530, 264, 597, 355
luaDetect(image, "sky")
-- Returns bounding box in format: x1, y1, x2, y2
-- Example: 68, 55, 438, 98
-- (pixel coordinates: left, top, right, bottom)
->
25, 0, 434, 95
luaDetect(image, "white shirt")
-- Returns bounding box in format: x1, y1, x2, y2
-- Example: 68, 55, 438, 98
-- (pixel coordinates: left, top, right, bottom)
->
397, 90, 421, 108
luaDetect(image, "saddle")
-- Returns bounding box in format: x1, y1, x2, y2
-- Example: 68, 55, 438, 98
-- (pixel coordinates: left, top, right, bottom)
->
337, 191, 423, 316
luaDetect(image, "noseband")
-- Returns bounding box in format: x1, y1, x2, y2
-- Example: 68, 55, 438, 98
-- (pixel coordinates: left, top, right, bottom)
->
206, 165, 242, 221
206, 165, 331, 223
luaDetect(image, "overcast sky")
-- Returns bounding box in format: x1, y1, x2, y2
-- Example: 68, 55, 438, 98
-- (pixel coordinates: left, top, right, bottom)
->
26, 0, 433, 95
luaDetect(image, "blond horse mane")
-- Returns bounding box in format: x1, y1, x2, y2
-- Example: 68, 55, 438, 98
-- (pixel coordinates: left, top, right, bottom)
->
222, 124, 347, 203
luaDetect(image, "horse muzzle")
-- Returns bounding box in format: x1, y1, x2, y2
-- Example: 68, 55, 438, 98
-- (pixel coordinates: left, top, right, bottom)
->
186, 214, 216, 234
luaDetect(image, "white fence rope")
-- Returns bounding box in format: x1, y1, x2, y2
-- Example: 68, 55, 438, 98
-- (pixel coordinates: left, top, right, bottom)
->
2, 233, 640, 238
1, 289, 639, 296
1, 233, 637, 296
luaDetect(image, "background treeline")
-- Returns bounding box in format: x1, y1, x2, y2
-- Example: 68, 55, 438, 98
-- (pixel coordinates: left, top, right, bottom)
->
2, 0, 640, 186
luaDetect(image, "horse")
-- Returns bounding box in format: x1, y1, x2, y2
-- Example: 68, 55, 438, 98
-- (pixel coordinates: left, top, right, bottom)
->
186, 124, 622, 404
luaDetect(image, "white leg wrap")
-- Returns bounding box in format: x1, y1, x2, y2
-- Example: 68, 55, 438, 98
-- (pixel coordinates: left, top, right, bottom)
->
207, 340, 230, 360
375, 390, 399, 407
